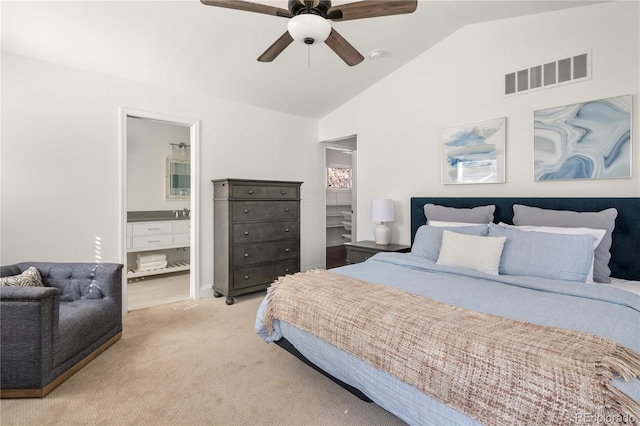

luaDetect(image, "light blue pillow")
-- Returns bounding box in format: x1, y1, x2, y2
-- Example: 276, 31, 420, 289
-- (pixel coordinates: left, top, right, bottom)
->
512, 204, 617, 283
412, 225, 489, 262
487, 223, 595, 282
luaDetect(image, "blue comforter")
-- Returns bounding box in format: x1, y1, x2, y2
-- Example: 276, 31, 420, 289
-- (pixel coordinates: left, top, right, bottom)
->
256, 253, 640, 425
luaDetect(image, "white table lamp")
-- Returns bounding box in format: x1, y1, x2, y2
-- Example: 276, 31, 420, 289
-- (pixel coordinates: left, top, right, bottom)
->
371, 199, 395, 245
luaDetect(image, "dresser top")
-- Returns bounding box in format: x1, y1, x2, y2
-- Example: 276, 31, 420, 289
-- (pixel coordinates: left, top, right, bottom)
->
212, 178, 303, 185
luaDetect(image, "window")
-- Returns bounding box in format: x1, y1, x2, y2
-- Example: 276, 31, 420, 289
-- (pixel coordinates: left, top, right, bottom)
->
327, 167, 351, 189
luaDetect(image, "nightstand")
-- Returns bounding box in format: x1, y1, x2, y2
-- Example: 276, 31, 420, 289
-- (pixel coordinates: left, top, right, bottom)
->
345, 240, 411, 264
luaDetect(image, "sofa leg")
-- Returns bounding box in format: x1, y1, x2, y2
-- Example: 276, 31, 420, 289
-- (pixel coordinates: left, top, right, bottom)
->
1, 332, 122, 399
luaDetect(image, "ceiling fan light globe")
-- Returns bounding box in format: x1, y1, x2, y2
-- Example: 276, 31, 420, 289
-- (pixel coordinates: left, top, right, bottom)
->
287, 14, 331, 45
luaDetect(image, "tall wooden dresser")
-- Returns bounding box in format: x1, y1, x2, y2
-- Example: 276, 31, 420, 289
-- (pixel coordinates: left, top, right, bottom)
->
212, 178, 302, 305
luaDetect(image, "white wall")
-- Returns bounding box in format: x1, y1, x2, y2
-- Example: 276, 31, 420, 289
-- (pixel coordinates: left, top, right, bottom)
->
1, 54, 326, 295
127, 117, 190, 211
319, 2, 640, 245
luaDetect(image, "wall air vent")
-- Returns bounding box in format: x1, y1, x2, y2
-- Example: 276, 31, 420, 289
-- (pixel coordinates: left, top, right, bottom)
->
503, 50, 591, 96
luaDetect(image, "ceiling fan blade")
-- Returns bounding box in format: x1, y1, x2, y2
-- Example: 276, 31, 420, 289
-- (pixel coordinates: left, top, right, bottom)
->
327, 0, 417, 21
257, 32, 294, 62
200, 0, 292, 18
324, 28, 364, 66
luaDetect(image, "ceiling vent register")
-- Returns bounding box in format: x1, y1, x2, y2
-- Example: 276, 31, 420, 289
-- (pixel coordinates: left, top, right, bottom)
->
504, 50, 591, 96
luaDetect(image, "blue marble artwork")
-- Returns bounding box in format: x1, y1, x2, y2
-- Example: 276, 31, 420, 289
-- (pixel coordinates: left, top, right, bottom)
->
441, 117, 505, 184
534, 95, 631, 181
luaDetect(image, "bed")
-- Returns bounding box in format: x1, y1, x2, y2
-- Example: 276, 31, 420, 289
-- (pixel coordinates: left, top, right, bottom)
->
255, 197, 640, 425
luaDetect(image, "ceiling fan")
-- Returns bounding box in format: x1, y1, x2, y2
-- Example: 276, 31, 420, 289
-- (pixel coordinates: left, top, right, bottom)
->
200, 0, 418, 66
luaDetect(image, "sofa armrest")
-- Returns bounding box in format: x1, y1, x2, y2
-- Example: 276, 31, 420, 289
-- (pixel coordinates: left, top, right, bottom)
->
93, 263, 123, 317
0, 286, 61, 389
0, 285, 60, 302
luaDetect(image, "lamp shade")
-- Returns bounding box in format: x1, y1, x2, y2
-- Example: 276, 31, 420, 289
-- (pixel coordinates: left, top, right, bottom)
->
371, 199, 395, 223
287, 14, 331, 45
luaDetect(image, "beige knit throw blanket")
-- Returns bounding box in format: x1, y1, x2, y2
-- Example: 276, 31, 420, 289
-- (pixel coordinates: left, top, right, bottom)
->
263, 270, 640, 425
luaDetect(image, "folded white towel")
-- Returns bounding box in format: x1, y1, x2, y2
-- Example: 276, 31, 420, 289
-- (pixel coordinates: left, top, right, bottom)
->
137, 259, 167, 267
137, 260, 167, 272
136, 252, 166, 263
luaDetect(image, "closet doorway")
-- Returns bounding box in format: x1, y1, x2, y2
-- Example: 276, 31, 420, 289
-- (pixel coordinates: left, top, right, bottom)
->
322, 136, 357, 269
120, 108, 200, 313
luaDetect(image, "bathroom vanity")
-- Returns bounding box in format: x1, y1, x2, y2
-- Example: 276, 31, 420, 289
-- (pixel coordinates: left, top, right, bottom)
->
126, 210, 191, 278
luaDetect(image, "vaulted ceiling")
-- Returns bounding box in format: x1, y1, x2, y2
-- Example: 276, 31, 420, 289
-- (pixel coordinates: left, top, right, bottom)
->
1, 1, 603, 119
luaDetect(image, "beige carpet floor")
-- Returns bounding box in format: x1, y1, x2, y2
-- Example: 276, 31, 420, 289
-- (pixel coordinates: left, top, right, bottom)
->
1, 293, 405, 425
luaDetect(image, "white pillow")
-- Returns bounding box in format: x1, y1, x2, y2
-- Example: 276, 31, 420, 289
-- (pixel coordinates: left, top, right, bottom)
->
436, 230, 506, 275
498, 223, 605, 283
428, 220, 488, 227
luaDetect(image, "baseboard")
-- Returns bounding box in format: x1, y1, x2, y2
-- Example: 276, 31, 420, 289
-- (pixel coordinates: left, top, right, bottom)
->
199, 285, 214, 298
1, 332, 122, 399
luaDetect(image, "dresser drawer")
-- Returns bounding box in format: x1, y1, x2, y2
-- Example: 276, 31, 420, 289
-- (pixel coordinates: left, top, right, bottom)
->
229, 184, 299, 200
268, 186, 299, 199
231, 184, 268, 199
232, 201, 297, 222
132, 221, 173, 236
233, 241, 298, 266
233, 221, 298, 244
346, 249, 374, 264
233, 261, 298, 290
132, 234, 173, 249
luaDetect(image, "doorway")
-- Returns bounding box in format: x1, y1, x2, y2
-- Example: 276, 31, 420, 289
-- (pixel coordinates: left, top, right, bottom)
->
322, 136, 357, 269
119, 108, 200, 313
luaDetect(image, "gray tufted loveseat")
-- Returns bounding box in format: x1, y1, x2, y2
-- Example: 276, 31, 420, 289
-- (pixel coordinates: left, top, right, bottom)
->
0, 262, 123, 398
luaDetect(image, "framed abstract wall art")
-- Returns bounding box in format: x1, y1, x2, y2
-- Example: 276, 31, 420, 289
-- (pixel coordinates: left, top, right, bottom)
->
533, 94, 631, 181
441, 117, 506, 184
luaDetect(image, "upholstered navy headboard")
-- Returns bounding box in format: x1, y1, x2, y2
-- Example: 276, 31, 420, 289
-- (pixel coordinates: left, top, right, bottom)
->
410, 197, 640, 281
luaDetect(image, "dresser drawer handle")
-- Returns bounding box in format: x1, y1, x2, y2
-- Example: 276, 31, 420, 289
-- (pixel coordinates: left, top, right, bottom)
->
147, 227, 161, 231
284, 248, 290, 253
247, 190, 254, 195
284, 208, 290, 212
280, 190, 286, 195
284, 228, 290, 233
244, 275, 249, 280
243, 209, 249, 213
284, 268, 290, 273
148, 240, 161, 243
244, 253, 249, 258
244, 231, 249, 236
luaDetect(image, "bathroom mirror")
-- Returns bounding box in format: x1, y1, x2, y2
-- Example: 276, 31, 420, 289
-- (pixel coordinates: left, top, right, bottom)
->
165, 157, 190, 200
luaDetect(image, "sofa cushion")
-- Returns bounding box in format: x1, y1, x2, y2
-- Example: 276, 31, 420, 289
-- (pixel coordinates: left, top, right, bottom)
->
57, 283, 81, 302
54, 299, 119, 365
0, 267, 43, 287
39, 264, 96, 302
80, 282, 103, 299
